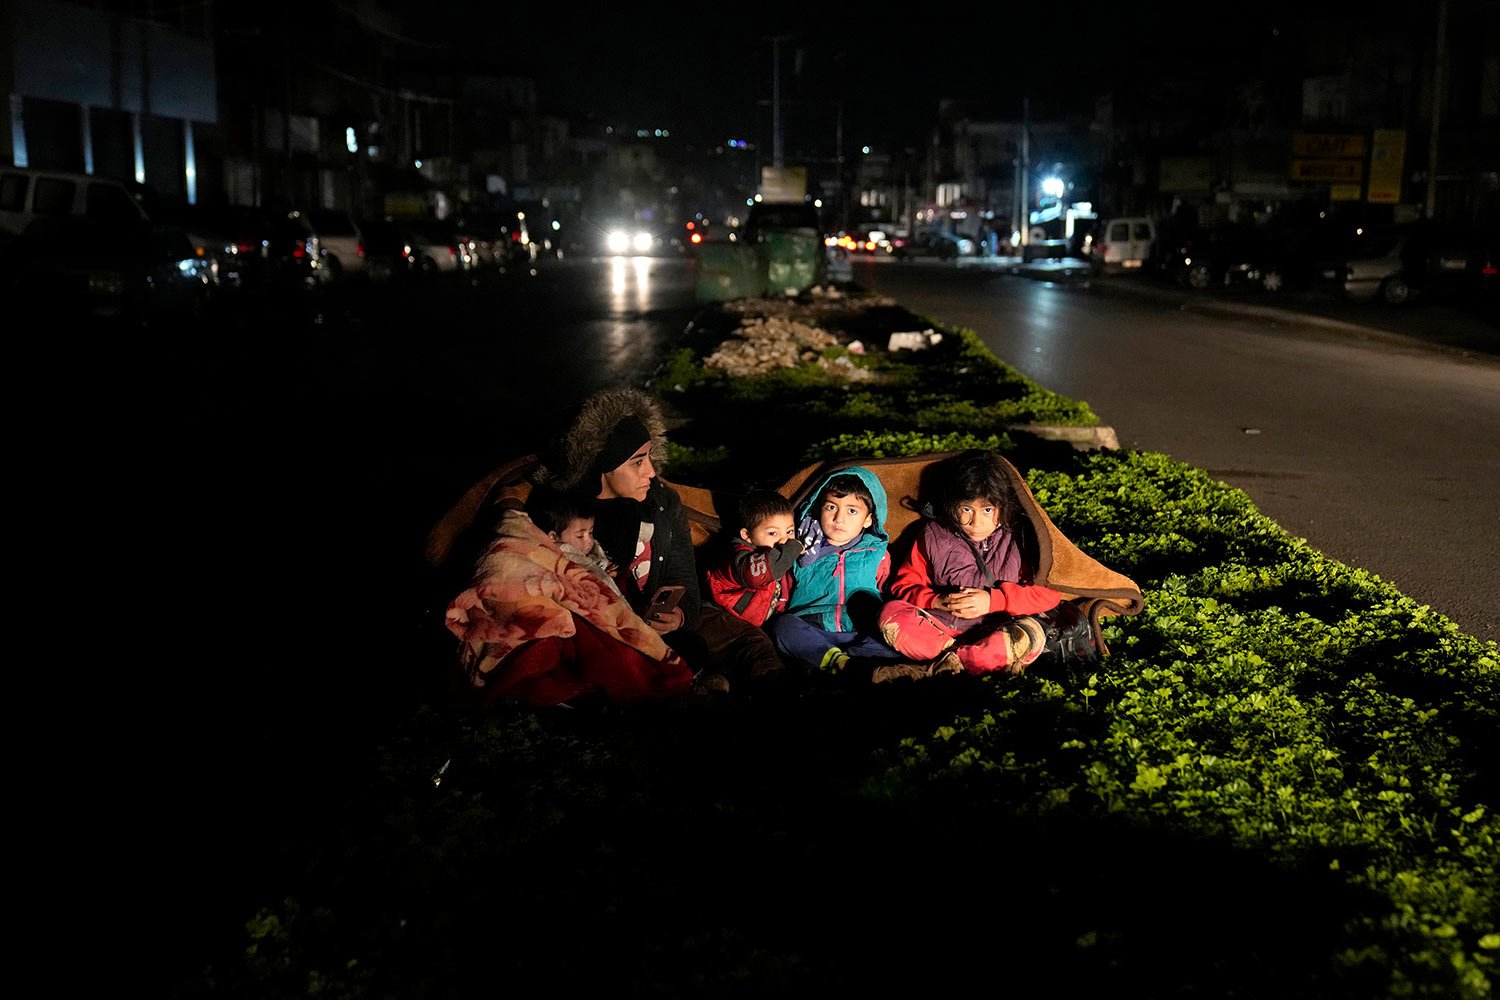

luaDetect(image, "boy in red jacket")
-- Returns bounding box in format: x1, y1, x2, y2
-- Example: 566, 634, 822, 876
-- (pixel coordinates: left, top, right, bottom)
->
706, 489, 802, 627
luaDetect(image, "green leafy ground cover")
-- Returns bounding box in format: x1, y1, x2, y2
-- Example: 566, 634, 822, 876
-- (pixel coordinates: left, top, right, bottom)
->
199, 291, 1497, 999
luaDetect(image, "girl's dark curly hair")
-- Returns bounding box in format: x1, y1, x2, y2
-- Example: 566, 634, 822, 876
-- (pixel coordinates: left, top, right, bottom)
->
936, 450, 1018, 535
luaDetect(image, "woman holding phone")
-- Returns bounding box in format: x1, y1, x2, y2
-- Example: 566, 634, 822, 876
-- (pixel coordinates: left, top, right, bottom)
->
534, 386, 789, 694
448, 387, 774, 708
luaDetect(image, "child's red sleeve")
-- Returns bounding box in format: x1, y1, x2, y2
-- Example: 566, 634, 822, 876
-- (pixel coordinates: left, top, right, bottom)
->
987, 580, 1064, 615
887, 534, 940, 607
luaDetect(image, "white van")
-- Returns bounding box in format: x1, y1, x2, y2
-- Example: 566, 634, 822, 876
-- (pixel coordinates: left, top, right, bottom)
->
1091, 216, 1157, 272
0, 167, 152, 237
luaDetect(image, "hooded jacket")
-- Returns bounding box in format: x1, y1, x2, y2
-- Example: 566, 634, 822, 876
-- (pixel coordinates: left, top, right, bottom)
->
785, 466, 891, 632
532, 387, 702, 628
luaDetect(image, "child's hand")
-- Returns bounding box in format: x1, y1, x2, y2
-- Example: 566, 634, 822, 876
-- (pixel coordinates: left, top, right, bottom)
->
944, 587, 992, 619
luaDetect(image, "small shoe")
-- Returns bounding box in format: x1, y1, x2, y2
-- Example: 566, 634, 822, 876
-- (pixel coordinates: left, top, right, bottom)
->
871, 660, 934, 684
690, 672, 731, 696
931, 650, 964, 676
818, 647, 852, 674
1005, 617, 1048, 674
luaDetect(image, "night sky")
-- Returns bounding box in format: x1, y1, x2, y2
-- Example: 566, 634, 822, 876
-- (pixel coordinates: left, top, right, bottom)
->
437, 2, 1414, 154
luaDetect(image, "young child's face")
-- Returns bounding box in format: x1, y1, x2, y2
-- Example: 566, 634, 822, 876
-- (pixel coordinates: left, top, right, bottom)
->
741, 513, 796, 548
818, 493, 872, 546
955, 497, 1000, 541
552, 516, 596, 551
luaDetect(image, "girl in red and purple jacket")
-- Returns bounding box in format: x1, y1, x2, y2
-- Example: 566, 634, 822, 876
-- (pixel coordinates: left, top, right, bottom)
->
877, 450, 1061, 674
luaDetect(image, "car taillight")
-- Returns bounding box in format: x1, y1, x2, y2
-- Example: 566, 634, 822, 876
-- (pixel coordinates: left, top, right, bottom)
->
357, 241, 365, 259
234, 240, 255, 254
291, 240, 307, 258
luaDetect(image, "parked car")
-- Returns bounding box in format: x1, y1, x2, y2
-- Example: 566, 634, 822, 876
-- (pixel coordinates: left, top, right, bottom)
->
400, 218, 479, 273
357, 219, 419, 283
453, 208, 533, 268
892, 229, 973, 260
173, 204, 324, 293
1090, 216, 1156, 273
1158, 224, 1276, 290
0, 166, 152, 237
1, 215, 216, 324
515, 201, 568, 260
1322, 223, 1489, 305
306, 209, 366, 280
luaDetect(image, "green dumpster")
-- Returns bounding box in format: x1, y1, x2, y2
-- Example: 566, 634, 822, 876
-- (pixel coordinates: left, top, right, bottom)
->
693, 242, 764, 303
762, 230, 823, 295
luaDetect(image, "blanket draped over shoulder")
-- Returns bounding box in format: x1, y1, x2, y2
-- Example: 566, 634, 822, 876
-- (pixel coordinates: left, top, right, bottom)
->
445, 510, 694, 706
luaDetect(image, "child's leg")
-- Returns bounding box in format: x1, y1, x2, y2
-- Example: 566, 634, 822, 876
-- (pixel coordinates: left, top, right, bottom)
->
877, 599, 960, 660
767, 614, 857, 670
690, 604, 784, 684
843, 631, 910, 662
953, 616, 1047, 675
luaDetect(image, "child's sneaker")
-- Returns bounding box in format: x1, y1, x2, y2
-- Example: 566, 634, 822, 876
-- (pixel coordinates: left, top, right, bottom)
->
870, 660, 929, 684
1005, 616, 1048, 673
818, 647, 852, 673
689, 672, 731, 696
931, 649, 964, 675
871, 650, 964, 684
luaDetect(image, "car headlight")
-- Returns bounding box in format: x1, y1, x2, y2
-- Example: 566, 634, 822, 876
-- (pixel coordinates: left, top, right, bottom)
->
606, 230, 631, 253
632, 230, 653, 253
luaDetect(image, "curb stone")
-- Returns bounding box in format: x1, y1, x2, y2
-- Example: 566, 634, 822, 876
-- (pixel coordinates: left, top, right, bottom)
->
1007, 423, 1120, 451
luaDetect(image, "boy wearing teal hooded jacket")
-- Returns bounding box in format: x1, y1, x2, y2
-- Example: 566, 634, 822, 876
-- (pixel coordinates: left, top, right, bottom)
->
766, 466, 908, 674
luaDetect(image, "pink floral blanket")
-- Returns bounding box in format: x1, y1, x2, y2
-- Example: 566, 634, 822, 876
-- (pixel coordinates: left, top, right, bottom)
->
445, 511, 691, 704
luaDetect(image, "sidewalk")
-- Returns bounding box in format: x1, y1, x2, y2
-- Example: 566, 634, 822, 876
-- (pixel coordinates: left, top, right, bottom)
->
965, 253, 1499, 359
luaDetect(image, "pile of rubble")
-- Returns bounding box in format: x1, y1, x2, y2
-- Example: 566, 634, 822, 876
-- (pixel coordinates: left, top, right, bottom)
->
701, 288, 906, 380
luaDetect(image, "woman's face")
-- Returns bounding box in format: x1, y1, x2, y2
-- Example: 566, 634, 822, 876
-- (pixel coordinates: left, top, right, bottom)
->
956, 497, 1000, 541
598, 442, 655, 501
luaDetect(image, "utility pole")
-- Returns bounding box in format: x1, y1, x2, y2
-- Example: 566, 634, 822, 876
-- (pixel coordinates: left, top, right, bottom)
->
768, 34, 791, 168
1424, 0, 1448, 220
1018, 95, 1030, 251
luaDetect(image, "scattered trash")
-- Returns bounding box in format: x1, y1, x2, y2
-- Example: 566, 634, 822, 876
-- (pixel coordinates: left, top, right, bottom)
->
431, 758, 451, 788
887, 329, 943, 351
1242, 427, 1262, 435
847, 340, 865, 354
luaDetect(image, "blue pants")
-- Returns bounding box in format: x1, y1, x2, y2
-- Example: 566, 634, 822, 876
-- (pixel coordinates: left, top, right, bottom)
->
767, 613, 905, 669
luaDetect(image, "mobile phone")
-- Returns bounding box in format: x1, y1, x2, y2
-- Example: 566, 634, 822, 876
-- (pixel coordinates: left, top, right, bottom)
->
647, 585, 685, 617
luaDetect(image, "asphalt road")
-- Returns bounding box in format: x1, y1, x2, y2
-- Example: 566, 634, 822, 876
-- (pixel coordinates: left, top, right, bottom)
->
852, 256, 1500, 642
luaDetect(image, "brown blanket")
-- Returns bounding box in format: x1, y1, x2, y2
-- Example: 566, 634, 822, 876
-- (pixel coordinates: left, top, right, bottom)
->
429, 451, 1145, 657
777, 454, 1146, 652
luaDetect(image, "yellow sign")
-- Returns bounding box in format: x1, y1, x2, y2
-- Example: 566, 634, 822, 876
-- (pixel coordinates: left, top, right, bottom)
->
1284, 158, 1368, 183
1330, 183, 1363, 202
1291, 159, 1364, 183
760, 166, 807, 202
1292, 133, 1367, 158
1367, 129, 1406, 204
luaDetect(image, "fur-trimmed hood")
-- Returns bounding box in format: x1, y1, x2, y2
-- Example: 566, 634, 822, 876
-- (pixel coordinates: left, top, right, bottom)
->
534, 387, 670, 492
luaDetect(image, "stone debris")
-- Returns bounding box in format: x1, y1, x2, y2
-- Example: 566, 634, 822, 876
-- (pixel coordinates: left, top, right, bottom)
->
702, 311, 876, 381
